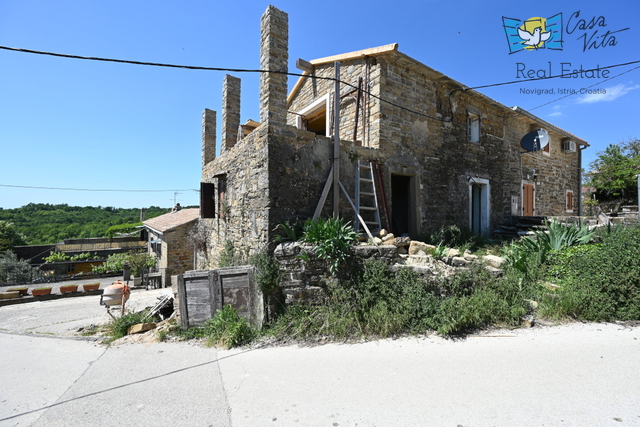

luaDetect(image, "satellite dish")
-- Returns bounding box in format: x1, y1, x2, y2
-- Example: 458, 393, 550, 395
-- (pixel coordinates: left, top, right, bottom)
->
520, 128, 549, 152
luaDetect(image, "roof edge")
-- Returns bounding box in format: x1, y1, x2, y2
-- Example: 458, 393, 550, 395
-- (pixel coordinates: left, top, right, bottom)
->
287, 43, 399, 105
511, 107, 589, 146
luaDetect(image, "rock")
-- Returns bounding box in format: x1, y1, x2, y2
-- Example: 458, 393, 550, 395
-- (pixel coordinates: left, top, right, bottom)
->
379, 229, 388, 237
448, 248, 460, 257
417, 250, 427, 256
524, 299, 539, 309
394, 236, 411, 248
409, 241, 435, 255
274, 241, 301, 257
482, 255, 507, 269
373, 237, 383, 245
382, 233, 395, 243
397, 246, 408, 254
128, 323, 156, 335
464, 254, 478, 261
451, 256, 468, 267
521, 315, 535, 328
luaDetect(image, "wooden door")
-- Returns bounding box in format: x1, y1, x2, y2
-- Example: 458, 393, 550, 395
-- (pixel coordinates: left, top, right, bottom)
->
523, 184, 534, 216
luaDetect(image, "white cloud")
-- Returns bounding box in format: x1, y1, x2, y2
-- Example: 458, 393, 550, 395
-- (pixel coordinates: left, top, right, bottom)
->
576, 83, 640, 104
547, 105, 563, 117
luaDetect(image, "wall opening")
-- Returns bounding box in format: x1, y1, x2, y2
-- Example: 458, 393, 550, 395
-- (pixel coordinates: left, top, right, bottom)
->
469, 178, 490, 237
295, 94, 330, 137
391, 174, 411, 236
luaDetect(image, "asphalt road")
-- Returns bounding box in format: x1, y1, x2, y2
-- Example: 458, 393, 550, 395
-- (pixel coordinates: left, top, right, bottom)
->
1, 292, 640, 427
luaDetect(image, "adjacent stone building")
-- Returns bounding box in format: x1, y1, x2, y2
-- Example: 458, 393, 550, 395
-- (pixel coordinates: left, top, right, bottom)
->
197, 5, 588, 268
143, 208, 199, 287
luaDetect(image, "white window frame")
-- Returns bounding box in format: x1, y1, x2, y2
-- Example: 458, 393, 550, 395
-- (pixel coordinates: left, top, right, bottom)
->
468, 177, 491, 237
295, 94, 331, 137
467, 111, 481, 143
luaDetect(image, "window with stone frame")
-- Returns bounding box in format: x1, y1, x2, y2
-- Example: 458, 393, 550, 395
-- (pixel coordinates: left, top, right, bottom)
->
467, 110, 481, 143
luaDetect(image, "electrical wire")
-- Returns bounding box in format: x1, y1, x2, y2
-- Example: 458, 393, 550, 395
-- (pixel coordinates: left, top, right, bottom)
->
0, 184, 197, 192
0, 45, 447, 122
527, 64, 640, 112
2, 45, 639, 130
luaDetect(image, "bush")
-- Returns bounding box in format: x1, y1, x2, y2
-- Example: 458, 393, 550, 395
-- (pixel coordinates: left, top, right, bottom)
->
92, 251, 156, 276
180, 305, 254, 348
540, 225, 640, 321
300, 217, 359, 276
266, 260, 535, 339
106, 310, 149, 342
0, 250, 37, 285
250, 249, 282, 294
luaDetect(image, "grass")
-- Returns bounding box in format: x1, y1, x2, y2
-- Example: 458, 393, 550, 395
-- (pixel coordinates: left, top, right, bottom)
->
178, 305, 254, 349
104, 310, 150, 344
264, 259, 536, 340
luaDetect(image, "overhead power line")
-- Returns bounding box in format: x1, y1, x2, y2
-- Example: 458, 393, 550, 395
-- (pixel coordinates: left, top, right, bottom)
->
0, 184, 198, 192
1, 45, 639, 122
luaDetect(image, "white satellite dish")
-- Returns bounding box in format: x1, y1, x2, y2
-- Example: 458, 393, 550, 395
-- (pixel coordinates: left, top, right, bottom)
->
520, 128, 549, 152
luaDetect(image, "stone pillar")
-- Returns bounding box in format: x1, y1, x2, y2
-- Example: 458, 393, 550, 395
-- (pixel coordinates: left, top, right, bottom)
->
222, 75, 241, 151
202, 108, 216, 166
259, 5, 288, 125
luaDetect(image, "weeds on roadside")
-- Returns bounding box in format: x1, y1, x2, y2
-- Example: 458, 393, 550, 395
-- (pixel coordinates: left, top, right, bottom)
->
265, 259, 536, 339
179, 305, 254, 349
105, 310, 150, 343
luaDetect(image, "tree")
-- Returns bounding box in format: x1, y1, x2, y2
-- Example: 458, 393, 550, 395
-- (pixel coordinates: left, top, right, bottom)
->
588, 138, 640, 204
0, 221, 27, 251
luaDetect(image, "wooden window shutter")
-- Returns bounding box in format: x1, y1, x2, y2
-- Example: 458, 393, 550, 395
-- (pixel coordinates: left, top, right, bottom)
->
200, 182, 215, 218
567, 191, 573, 211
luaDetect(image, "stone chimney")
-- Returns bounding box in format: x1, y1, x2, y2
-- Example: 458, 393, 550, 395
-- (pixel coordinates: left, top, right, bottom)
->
202, 108, 216, 166
222, 75, 241, 152
259, 5, 288, 125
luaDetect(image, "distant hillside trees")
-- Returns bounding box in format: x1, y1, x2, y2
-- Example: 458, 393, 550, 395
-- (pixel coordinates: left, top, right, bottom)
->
0, 204, 169, 245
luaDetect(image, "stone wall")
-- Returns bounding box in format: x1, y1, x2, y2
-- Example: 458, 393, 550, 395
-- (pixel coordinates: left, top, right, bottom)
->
287, 50, 584, 238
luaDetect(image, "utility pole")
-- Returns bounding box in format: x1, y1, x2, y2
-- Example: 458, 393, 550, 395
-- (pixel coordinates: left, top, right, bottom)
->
333, 61, 341, 219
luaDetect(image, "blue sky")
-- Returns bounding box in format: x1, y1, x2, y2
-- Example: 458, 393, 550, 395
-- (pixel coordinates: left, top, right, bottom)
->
1, 0, 638, 209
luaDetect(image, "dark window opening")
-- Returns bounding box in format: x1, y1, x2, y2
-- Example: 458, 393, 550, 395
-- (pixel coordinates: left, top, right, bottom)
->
304, 108, 327, 136
200, 182, 215, 218
391, 175, 411, 236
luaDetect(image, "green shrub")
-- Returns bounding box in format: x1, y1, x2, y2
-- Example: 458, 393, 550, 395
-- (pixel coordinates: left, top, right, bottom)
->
45, 251, 70, 263
181, 305, 254, 348
106, 310, 149, 342
218, 241, 249, 268
0, 250, 38, 285
540, 225, 640, 321
250, 249, 282, 294
300, 217, 359, 276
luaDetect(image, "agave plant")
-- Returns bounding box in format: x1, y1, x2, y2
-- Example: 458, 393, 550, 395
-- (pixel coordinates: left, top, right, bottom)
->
520, 219, 594, 264
300, 217, 360, 275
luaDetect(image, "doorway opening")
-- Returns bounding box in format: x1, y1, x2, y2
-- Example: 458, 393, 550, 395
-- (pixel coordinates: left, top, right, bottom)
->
469, 178, 490, 237
391, 174, 411, 236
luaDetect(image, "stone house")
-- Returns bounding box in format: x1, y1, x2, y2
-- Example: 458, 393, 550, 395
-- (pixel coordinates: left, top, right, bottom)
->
197, 5, 588, 267
143, 208, 199, 287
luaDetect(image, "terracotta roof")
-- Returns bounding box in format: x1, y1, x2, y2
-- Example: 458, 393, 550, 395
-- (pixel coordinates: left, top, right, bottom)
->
143, 208, 199, 233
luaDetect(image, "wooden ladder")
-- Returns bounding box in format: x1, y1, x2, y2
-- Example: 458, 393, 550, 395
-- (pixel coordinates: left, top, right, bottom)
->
355, 159, 381, 233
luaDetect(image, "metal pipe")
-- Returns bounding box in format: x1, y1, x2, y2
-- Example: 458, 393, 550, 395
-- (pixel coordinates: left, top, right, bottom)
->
333, 62, 341, 219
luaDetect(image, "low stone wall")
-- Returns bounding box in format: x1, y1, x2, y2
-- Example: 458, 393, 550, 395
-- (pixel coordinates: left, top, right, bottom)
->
274, 239, 506, 306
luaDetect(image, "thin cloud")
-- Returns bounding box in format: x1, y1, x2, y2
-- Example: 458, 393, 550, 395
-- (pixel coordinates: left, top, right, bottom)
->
547, 105, 563, 117
577, 83, 640, 104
